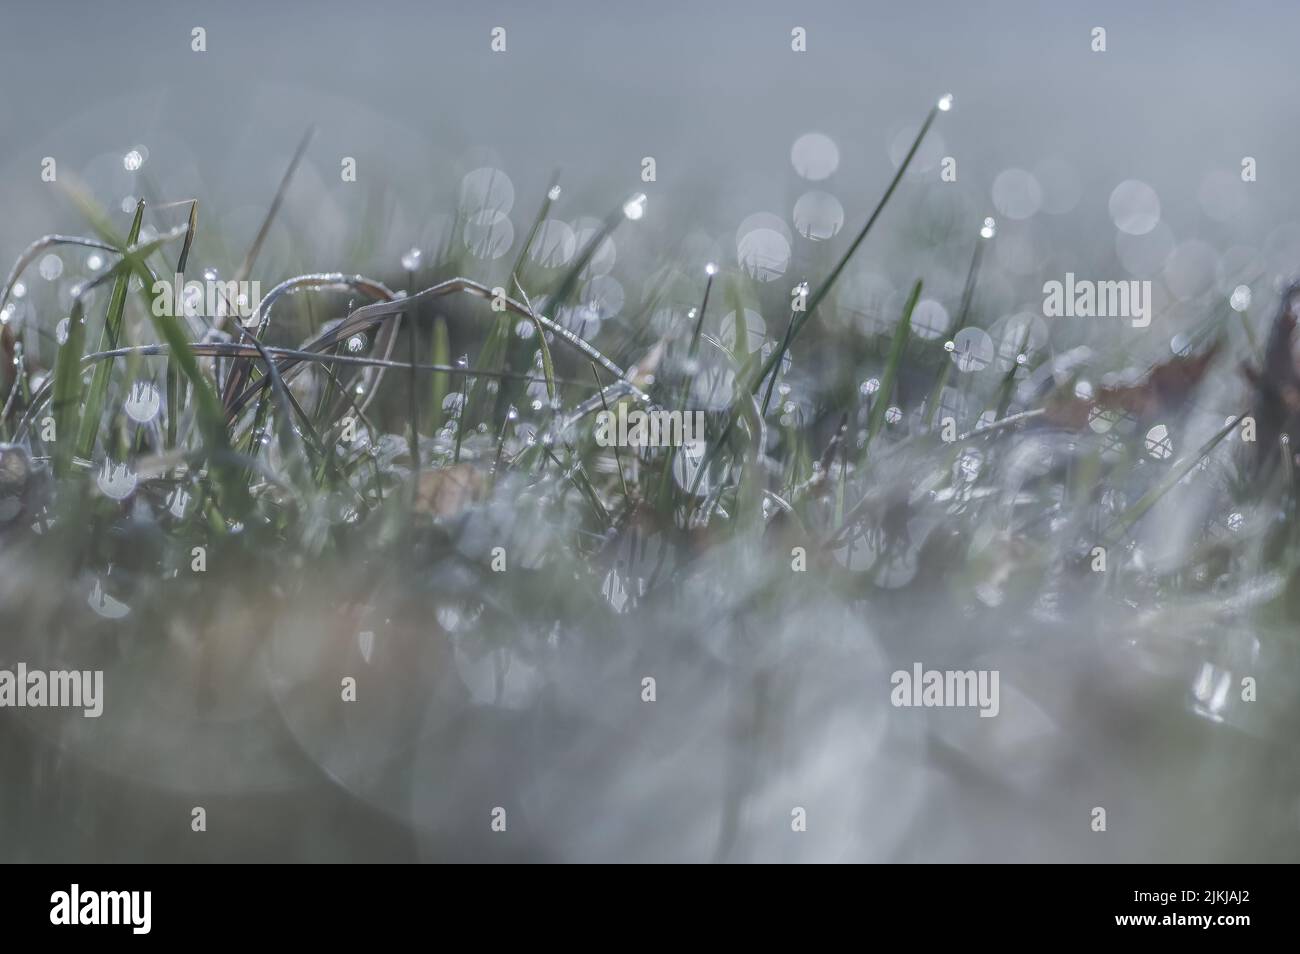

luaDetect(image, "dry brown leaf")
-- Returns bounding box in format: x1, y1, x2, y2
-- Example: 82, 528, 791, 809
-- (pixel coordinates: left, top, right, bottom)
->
414, 463, 486, 518
1042, 343, 1220, 429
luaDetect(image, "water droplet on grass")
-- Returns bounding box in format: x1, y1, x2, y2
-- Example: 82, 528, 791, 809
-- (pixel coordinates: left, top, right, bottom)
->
39, 254, 63, 280
622, 193, 646, 220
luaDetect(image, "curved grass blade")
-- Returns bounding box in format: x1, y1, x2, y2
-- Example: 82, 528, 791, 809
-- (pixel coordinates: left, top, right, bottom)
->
1, 235, 119, 314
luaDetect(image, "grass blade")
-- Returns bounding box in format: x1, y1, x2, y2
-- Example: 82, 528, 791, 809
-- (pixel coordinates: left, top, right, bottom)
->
221, 127, 317, 410
754, 100, 944, 413
865, 279, 921, 453
923, 235, 985, 429
429, 315, 450, 432
1104, 414, 1241, 541
75, 200, 145, 460
50, 300, 88, 477
168, 200, 199, 450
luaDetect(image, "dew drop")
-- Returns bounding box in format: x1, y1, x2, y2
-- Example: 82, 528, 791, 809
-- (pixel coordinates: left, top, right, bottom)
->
1230, 284, 1252, 312
38, 254, 63, 281
622, 193, 647, 221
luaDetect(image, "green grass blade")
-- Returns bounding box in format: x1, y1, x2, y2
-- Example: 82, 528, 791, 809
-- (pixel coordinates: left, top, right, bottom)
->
167, 200, 199, 450
429, 316, 449, 432
1104, 414, 1241, 541
923, 237, 985, 430
75, 200, 144, 460
509, 171, 560, 286
754, 102, 942, 413
221, 127, 316, 410
865, 279, 921, 452
106, 240, 250, 514
50, 298, 88, 477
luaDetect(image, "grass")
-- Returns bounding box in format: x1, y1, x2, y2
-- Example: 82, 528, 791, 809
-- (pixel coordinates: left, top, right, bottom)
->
2, 102, 1299, 862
